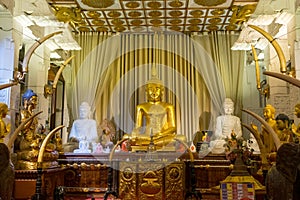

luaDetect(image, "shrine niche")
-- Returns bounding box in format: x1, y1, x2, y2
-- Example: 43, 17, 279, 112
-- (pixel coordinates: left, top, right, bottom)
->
47, 64, 65, 130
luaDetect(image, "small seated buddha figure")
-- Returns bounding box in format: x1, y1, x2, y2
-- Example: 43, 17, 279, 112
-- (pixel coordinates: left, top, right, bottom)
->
99, 119, 116, 150
0, 103, 10, 143
16, 89, 59, 169
128, 72, 186, 151
210, 98, 242, 154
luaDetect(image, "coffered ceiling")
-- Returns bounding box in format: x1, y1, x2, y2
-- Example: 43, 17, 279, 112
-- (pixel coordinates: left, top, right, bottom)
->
46, 0, 259, 33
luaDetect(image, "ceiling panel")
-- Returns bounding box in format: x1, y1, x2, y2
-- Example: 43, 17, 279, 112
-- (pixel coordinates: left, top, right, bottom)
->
46, 0, 259, 33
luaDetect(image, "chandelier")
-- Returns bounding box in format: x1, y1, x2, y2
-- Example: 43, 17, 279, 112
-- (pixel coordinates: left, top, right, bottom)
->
81, 0, 114, 8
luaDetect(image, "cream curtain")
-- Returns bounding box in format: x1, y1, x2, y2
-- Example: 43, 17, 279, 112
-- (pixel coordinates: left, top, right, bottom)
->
192, 32, 245, 117
98, 33, 212, 141
68, 31, 245, 143
70, 32, 117, 120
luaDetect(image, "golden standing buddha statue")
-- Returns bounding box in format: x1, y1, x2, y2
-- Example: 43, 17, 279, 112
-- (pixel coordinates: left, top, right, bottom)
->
128, 69, 186, 151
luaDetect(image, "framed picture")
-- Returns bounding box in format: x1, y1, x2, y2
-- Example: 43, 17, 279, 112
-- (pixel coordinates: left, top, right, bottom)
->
220, 182, 255, 200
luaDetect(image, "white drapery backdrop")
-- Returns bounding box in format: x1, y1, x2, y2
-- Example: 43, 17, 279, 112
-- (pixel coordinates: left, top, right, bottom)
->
68, 31, 244, 143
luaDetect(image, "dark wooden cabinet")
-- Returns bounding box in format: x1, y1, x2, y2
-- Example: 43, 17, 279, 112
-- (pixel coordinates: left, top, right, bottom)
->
14, 168, 66, 200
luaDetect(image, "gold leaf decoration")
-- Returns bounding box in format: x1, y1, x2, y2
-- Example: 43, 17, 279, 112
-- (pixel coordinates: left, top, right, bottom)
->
194, 0, 226, 6
81, 0, 114, 8
149, 11, 162, 18
125, 1, 140, 8
107, 11, 121, 18
96, 26, 109, 32
131, 19, 143, 26
169, 0, 183, 8
128, 11, 142, 18
188, 18, 202, 24
87, 11, 101, 18
190, 10, 204, 17
169, 10, 183, 17
147, 1, 162, 8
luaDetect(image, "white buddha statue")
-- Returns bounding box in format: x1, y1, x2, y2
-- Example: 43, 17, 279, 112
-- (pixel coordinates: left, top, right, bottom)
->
209, 98, 242, 154
69, 102, 99, 153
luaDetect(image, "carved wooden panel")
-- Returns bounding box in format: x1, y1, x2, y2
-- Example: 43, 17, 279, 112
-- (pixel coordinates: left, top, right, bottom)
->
118, 162, 137, 200
118, 161, 185, 200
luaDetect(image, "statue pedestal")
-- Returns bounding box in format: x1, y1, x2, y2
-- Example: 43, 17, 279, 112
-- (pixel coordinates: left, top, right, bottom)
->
53, 152, 264, 199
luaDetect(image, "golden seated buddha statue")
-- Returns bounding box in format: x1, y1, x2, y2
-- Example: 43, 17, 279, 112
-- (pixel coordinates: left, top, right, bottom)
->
16, 89, 59, 169
126, 73, 186, 151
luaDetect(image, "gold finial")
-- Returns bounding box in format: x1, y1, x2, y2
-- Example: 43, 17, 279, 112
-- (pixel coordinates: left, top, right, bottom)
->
147, 64, 162, 85
147, 32, 162, 85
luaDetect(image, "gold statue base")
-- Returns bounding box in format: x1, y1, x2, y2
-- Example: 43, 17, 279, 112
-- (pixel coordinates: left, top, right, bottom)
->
130, 145, 176, 152
131, 146, 148, 152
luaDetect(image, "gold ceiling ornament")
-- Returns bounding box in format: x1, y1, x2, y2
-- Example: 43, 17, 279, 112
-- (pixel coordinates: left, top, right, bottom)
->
107, 11, 121, 18
188, 25, 200, 31
128, 11, 142, 18
189, 10, 204, 17
125, 1, 140, 8
206, 25, 219, 31
150, 19, 163, 25
169, 0, 183, 8
169, 19, 182, 25
96, 26, 109, 32
131, 26, 145, 32
111, 19, 124, 25
211, 9, 225, 16
150, 26, 163, 32
114, 26, 126, 32
48, 0, 256, 33
149, 10, 162, 18
169, 10, 183, 17
81, 0, 114, 8
78, 20, 88, 26
92, 19, 105, 26
188, 18, 202, 24
131, 19, 143, 26
230, 4, 256, 24
78, 27, 91, 32
54, 7, 83, 24
147, 1, 162, 8
194, 0, 226, 6
208, 17, 222, 24
169, 26, 181, 31
225, 24, 237, 31
87, 11, 101, 18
